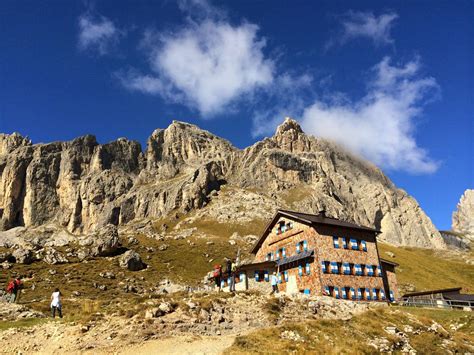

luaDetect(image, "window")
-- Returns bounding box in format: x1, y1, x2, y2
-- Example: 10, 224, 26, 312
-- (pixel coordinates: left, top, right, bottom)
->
341, 287, 348, 299
367, 265, 375, 276
361, 240, 367, 252
296, 240, 307, 254
284, 271, 289, 282
350, 238, 358, 250
357, 288, 363, 300
380, 289, 386, 300
334, 287, 340, 299
254, 271, 260, 282
366, 288, 371, 300
264, 271, 269, 282
343, 262, 351, 275
278, 272, 282, 284
275, 249, 280, 260
330, 262, 339, 274
321, 261, 329, 273
355, 264, 362, 276
372, 288, 378, 300
350, 287, 356, 300
342, 237, 348, 249
265, 253, 272, 261
389, 291, 395, 302
333, 236, 340, 248
298, 265, 303, 276
305, 262, 311, 275
377, 265, 382, 276
282, 247, 287, 259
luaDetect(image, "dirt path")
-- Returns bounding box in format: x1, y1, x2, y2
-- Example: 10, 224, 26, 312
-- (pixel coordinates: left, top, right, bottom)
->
115, 335, 236, 355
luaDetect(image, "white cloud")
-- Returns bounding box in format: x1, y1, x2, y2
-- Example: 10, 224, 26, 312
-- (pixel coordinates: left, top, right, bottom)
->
78, 13, 121, 55
120, 19, 274, 116
298, 57, 439, 173
329, 11, 398, 48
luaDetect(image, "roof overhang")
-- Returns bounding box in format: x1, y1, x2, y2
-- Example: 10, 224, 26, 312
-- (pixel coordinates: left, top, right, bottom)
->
402, 287, 462, 298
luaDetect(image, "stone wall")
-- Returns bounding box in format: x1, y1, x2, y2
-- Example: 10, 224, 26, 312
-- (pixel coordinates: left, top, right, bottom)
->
254, 215, 390, 300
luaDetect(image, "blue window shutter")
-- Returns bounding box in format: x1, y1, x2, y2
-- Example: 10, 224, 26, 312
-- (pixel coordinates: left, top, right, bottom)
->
362, 240, 367, 251
324, 286, 330, 295
296, 242, 301, 254
373, 288, 377, 300
255, 272, 259, 281
333, 236, 339, 248
303, 240, 308, 251
306, 262, 311, 275
298, 265, 303, 276
366, 288, 371, 300
264, 271, 269, 282
341, 288, 347, 299
342, 238, 347, 249
284, 271, 288, 282
350, 288, 355, 298
351, 239, 358, 250
282, 248, 286, 258
377, 265, 382, 276
270, 252, 274, 261
321, 261, 326, 273
334, 287, 339, 299
389, 291, 394, 302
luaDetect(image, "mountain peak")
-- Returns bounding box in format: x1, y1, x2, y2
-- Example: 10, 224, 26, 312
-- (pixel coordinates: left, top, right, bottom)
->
275, 117, 304, 136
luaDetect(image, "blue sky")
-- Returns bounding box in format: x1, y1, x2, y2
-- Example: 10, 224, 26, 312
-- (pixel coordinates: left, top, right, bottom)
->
0, 0, 472, 230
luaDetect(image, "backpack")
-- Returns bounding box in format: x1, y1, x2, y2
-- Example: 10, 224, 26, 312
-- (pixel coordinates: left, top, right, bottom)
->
6, 281, 15, 293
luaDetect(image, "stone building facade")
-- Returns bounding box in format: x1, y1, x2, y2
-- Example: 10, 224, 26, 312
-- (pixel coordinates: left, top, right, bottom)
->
247, 209, 399, 301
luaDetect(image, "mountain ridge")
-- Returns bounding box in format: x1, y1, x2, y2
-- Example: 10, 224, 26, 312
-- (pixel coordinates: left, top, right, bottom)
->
0, 118, 446, 249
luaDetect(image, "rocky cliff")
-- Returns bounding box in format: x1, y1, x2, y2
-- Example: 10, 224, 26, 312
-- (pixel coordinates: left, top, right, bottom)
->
452, 189, 474, 241
0, 118, 446, 248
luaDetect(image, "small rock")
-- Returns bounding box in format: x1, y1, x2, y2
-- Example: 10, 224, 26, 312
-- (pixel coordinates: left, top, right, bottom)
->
385, 251, 396, 258
159, 244, 168, 251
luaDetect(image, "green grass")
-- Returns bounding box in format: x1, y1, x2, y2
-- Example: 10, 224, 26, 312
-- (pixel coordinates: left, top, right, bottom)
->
225, 307, 474, 354
378, 243, 474, 293
0, 318, 52, 331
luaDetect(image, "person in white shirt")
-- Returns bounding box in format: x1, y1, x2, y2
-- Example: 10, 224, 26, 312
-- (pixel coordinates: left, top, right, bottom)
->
270, 272, 279, 294
50, 288, 62, 318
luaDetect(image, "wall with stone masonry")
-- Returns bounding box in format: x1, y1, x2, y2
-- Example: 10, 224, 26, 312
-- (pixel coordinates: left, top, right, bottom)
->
254, 215, 393, 300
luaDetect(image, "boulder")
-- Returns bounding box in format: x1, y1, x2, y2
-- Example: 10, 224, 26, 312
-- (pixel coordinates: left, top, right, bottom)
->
12, 247, 33, 264
43, 248, 69, 265
119, 250, 146, 271
91, 224, 121, 257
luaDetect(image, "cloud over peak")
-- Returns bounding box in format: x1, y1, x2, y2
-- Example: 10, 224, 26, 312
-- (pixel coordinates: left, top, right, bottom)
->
300, 57, 439, 174
120, 19, 274, 116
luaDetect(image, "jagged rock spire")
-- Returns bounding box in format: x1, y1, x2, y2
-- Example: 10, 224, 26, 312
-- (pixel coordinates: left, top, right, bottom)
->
275, 117, 304, 136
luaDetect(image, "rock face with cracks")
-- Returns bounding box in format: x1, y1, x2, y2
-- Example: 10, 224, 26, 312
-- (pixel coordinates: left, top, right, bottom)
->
452, 189, 474, 241
0, 119, 445, 248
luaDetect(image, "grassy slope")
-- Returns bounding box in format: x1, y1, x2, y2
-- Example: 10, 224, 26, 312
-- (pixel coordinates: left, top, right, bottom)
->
225, 307, 474, 354
378, 243, 474, 293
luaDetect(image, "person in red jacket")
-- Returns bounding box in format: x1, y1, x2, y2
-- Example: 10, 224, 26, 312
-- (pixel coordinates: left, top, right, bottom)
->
6, 276, 22, 303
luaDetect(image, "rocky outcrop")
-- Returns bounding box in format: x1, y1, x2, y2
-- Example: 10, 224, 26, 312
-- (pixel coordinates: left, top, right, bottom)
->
452, 189, 474, 241
119, 250, 146, 271
0, 118, 446, 248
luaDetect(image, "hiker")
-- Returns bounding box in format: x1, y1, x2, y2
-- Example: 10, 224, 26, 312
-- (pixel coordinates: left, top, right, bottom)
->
6, 276, 22, 303
51, 288, 63, 318
213, 264, 222, 291
230, 260, 237, 292
270, 271, 279, 295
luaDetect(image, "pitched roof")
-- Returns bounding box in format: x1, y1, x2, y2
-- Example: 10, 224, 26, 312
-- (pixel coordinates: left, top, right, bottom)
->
251, 209, 380, 254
